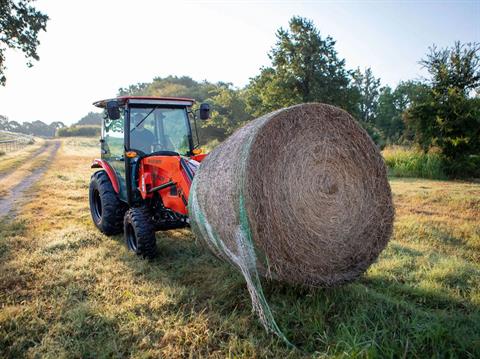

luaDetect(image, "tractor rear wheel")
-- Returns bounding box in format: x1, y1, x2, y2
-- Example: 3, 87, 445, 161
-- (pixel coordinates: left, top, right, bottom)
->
89, 170, 125, 235
124, 207, 157, 259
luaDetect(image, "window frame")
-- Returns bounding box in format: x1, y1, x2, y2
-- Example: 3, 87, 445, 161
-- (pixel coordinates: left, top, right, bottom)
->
126, 104, 194, 156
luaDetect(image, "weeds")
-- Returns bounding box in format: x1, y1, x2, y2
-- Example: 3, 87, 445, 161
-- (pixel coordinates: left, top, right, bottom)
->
383, 146, 446, 179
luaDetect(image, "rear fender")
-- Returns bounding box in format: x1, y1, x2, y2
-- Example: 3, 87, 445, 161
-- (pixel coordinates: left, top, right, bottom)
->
91, 159, 120, 193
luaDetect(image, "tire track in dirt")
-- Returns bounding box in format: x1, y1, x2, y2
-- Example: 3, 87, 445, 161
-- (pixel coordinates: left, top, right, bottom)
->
0, 141, 61, 218
0, 141, 49, 180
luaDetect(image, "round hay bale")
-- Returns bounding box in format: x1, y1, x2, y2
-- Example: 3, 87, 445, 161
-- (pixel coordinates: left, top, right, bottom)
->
189, 103, 394, 287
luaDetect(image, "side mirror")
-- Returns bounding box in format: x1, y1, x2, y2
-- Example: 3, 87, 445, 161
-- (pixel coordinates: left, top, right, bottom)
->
106, 101, 120, 120
199, 103, 210, 120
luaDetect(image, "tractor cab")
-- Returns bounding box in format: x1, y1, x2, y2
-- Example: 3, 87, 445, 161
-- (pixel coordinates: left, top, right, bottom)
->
89, 96, 210, 258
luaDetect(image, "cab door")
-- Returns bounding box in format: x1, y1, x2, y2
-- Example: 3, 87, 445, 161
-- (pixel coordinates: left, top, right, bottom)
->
101, 109, 128, 201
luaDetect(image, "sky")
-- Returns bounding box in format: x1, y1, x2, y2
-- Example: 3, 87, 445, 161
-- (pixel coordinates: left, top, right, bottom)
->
0, 0, 478, 125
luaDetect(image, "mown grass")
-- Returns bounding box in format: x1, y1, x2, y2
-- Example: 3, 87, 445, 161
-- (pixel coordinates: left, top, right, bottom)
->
0, 138, 479, 358
382, 146, 446, 179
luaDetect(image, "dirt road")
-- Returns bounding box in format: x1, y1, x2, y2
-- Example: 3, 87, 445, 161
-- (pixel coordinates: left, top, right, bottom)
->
0, 141, 49, 180
0, 140, 60, 218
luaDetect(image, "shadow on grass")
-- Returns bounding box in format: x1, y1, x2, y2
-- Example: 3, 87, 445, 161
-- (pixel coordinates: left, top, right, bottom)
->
396, 222, 480, 262
115, 231, 480, 357
1, 221, 478, 358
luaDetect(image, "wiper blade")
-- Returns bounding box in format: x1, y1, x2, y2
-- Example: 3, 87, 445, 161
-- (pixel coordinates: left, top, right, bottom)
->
131, 106, 157, 132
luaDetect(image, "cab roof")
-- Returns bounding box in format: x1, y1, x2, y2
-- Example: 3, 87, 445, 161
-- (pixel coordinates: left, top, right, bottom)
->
93, 96, 195, 108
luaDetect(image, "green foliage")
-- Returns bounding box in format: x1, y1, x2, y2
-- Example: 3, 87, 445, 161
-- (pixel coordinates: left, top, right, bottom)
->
119, 75, 214, 101
0, 0, 48, 85
361, 121, 386, 149
111, 20, 477, 178
200, 85, 250, 138
352, 67, 380, 123
375, 81, 430, 144
202, 138, 221, 152
76, 112, 103, 126
425, 42, 480, 96
244, 17, 358, 117
405, 42, 480, 178
118, 76, 252, 143
383, 146, 446, 179
443, 154, 480, 179
56, 125, 100, 137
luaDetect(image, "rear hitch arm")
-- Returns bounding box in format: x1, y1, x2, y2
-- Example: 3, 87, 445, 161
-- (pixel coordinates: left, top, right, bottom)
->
148, 180, 175, 193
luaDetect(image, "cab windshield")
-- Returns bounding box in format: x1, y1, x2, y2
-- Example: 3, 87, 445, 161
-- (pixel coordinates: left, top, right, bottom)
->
129, 107, 191, 156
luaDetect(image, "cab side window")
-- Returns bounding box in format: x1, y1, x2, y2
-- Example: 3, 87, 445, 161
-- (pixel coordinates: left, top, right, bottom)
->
103, 108, 124, 158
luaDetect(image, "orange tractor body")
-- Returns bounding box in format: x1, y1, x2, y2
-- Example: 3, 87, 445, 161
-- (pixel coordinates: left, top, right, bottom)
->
88, 96, 210, 258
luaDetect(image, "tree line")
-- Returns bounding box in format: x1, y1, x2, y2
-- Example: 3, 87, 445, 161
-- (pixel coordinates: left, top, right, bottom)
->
0, 111, 103, 137
117, 17, 479, 177
1, 11, 478, 177
0, 115, 64, 137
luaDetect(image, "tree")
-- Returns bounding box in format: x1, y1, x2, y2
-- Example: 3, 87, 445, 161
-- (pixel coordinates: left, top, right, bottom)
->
0, 114, 8, 129
423, 41, 480, 97
201, 84, 250, 139
118, 82, 149, 96
375, 81, 430, 144
405, 42, 480, 177
76, 112, 103, 126
352, 68, 381, 123
49, 121, 65, 136
118, 76, 217, 103
245, 17, 357, 116
0, 0, 48, 85
6, 120, 21, 132
117, 76, 253, 143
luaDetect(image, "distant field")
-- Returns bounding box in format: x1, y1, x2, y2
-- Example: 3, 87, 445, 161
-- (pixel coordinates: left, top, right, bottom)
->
0, 138, 478, 358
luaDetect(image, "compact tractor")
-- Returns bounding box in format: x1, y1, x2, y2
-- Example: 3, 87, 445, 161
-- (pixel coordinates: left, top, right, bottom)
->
89, 96, 210, 258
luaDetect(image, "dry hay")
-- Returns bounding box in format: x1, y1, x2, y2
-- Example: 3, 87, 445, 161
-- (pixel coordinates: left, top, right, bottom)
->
188, 103, 394, 340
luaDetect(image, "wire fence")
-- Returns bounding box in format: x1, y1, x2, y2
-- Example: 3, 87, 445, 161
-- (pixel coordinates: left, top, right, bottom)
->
0, 139, 26, 153
0, 131, 34, 154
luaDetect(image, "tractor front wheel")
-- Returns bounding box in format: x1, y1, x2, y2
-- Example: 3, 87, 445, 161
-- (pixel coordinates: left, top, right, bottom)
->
89, 170, 125, 235
124, 207, 157, 259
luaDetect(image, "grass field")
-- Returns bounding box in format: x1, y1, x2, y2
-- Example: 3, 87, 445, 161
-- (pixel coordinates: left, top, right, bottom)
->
0, 138, 479, 358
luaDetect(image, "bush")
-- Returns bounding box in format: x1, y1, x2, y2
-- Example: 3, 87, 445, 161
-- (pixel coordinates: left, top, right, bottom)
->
361, 121, 386, 149
443, 155, 480, 179
56, 125, 100, 137
382, 146, 446, 179
202, 139, 221, 153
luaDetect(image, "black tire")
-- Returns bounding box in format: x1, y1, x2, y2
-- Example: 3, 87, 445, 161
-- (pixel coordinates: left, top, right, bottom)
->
124, 207, 157, 259
89, 170, 126, 235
